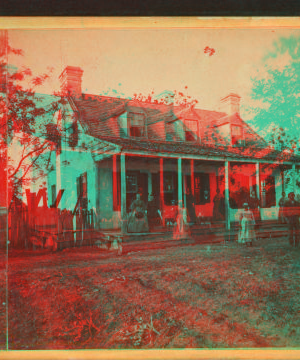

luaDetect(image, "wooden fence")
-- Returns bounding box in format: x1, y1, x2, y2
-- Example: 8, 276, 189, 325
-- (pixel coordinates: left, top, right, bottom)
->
9, 206, 96, 249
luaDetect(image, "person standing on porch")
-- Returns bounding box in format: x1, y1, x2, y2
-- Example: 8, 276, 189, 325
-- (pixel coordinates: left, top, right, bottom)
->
185, 187, 197, 225
127, 193, 149, 233
219, 190, 226, 220
285, 192, 300, 247
147, 193, 162, 228
213, 188, 223, 222
278, 192, 287, 224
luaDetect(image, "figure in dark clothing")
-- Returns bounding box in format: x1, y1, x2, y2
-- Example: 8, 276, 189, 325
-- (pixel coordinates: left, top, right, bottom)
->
278, 191, 287, 224
147, 193, 162, 228
213, 188, 224, 221
127, 193, 149, 233
185, 188, 197, 224
219, 191, 226, 219
229, 192, 238, 209
285, 192, 300, 247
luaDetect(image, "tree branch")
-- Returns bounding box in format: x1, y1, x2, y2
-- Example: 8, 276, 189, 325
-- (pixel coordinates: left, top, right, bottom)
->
9, 140, 50, 180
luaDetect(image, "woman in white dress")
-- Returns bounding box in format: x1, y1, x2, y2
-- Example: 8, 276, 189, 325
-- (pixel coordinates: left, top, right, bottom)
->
238, 203, 256, 246
173, 201, 191, 240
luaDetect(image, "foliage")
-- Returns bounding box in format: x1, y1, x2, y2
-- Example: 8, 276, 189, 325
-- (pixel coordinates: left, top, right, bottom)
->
269, 126, 298, 153
0, 34, 62, 203
248, 34, 300, 149
132, 87, 199, 107
246, 34, 300, 192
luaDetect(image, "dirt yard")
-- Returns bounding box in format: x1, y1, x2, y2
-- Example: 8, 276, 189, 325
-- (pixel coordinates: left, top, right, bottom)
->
4, 235, 300, 350
0, 250, 6, 350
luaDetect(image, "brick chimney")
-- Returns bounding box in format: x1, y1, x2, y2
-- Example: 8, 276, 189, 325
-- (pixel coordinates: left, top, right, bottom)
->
220, 93, 241, 115
59, 66, 83, 97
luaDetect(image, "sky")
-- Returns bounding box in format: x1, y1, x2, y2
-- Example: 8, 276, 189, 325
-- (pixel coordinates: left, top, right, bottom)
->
8, 27, 300, 119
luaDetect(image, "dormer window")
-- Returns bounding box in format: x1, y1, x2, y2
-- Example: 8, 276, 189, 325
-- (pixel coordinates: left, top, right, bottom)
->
128, 112, 145, 138
185, 119, 198, 142
231, 125, 244, 146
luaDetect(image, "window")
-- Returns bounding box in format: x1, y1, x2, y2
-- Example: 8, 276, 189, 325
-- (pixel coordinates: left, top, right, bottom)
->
231, 125, 244, 146
185, 119, 198, 142
194, 173, 210, 205
126, 172, 138, 193
164, 171, 178, 205
128, 112, 145, 137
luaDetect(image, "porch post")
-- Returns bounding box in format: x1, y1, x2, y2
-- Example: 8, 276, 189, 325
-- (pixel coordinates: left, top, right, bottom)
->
178, 158, 183, 206
292, 163, 296, 193
191, 159, 195, 196
183, 163, 186, 208
256, 162, 260, 203
56, 151, 61, 201
281, 168, 285, 193
113, 154, 118, 211
225, 160, 230, 231
159, 158, 164, 225
148, 171, 152, 196
120, 153, 127, 232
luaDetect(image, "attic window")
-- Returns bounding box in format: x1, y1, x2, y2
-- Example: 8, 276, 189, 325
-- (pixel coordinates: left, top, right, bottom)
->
128, 112, 145, 137
185, 119, 198, 142
231, 125, 244, 146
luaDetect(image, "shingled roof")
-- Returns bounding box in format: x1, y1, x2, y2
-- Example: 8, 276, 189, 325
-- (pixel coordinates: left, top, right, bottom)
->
69, 94, 298, 163
88, 135, 300, 163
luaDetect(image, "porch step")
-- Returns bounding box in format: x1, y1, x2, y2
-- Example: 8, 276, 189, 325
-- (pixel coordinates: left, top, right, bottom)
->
190, 221, 290, 244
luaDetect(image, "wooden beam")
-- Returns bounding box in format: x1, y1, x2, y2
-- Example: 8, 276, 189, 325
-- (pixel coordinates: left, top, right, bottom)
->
225, 160, 230, 231
256, 162, 260, 202
281, 169, 285, 193
120, 153, 127, 231
123, 150, 296, 165
113, 154, 118, 211
178, 158, 183, 206
293, 163, 296, 193
159, 158, 164, 225
191, 159, 194, 196
54, 189, 65, 208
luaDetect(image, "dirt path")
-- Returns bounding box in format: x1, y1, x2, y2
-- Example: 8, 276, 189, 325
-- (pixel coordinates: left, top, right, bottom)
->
6, 236, 300, 349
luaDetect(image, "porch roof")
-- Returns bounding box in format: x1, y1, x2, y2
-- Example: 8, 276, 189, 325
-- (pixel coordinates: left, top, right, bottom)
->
92, 135, 300, 164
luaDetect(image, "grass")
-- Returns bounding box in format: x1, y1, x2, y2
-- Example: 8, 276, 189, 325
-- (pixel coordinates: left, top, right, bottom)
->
5, 235, 300, 349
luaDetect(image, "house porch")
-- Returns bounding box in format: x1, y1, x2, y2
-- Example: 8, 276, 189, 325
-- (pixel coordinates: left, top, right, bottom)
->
95, 153, 292, 232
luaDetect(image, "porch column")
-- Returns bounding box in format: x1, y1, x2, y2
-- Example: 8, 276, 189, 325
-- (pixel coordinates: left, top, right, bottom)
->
160, 158, 164, 225
120, 153, 127, 232
113, 154, 118, 211
148, 171, 152, 196
281, 168, 285, 193
178, 158, 183, 206
256, 162, 260, 203
191, 159, 195, 196
225, 160, 230, 231
56, 151, 61, 198
292, 163, 296, 193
